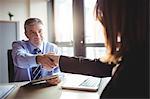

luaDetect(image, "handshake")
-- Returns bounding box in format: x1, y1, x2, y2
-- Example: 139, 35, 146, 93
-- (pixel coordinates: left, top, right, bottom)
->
35, 53, 61, 85
36, 53, 60, 70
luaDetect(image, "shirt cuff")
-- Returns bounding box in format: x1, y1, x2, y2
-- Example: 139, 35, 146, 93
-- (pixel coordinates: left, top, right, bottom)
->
27, 55, 37, 67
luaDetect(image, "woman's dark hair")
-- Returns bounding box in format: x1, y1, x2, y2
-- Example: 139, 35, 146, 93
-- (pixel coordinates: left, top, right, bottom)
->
95, 0, 148, 63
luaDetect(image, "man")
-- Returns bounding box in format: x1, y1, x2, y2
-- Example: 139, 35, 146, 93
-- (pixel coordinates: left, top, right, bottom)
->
12, 18, 61, 85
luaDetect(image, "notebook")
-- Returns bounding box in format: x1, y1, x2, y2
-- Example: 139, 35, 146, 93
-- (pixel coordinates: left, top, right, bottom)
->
0, 84, 16, 99
61, 73, 101, 92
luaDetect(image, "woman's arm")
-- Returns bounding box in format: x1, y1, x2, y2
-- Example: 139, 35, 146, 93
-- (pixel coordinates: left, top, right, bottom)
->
59, 56, 114, 77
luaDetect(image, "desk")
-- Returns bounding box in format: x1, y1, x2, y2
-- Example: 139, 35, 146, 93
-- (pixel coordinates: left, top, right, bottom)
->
6, 76, 111, 99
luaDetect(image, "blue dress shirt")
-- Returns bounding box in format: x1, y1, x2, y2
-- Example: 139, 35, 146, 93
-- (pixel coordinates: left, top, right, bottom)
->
12, 40, 61, 82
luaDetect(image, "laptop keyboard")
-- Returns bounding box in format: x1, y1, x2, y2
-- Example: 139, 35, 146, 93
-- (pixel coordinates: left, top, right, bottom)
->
0, 85, 15, 99
79, 77, 101, 87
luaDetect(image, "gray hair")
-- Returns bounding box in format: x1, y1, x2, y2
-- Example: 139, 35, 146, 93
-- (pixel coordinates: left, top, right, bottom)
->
24, 18, 43, 32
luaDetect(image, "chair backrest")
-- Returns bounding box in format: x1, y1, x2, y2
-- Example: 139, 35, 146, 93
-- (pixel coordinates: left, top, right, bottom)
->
7, 49, 14, 82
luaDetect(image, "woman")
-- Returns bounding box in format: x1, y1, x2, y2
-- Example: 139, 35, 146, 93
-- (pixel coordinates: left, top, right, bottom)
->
48, 0, 149, 98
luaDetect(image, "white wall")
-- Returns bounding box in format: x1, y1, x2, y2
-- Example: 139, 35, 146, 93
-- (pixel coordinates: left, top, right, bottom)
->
29, 0, 48, 41
0, 0, 48, 40
0, 0, 28, 40
0, 0, 48, 83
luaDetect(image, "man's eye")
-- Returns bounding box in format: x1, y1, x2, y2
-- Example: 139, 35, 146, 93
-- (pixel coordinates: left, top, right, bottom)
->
39, 30, 43, 34
31, 32, 35, 35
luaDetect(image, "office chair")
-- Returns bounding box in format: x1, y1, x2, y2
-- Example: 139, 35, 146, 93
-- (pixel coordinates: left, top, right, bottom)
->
7, 49, 14, 82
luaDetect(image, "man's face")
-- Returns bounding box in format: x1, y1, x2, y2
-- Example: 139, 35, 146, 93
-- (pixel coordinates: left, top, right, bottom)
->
25, 23, 44, 47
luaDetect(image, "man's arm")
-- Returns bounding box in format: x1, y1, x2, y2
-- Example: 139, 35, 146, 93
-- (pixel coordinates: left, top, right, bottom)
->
12, 41, 37, 68
12, 41, 55, 69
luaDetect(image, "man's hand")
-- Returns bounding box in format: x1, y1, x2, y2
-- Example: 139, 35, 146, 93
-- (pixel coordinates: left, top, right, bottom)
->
36, 54, 57, 70
47, 53, 60, 66
46, 76, 61, 85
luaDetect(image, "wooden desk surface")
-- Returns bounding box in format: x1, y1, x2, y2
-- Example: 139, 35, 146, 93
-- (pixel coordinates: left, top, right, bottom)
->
5, 77, 111, 99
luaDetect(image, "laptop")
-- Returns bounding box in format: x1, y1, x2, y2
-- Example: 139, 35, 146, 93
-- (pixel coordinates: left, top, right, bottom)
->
0, 84, 16, 99
61, 73, 101, 92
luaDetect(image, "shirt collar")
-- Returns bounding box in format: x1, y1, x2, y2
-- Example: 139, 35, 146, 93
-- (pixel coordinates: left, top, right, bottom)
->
28, 41, 43, 52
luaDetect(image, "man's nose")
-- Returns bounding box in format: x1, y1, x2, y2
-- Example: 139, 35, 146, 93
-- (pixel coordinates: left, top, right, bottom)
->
34, 32, 40, 37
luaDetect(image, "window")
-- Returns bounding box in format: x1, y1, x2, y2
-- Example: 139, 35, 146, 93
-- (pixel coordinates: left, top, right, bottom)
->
84, 0, 105, 43
84, 0, 106, 59
51, 0, 106, 59
54, 0, 74, 56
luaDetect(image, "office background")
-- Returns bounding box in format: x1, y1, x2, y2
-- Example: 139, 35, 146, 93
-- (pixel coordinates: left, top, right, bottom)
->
0, 0, 48, 83
0, 0, 106, 83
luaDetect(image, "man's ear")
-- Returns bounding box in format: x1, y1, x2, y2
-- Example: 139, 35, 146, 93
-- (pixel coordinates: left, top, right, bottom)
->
25, 32, 29, 39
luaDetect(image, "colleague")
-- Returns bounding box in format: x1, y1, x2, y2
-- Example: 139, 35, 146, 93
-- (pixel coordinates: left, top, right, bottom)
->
47, 0, 149, 98
12, 18, 61, 85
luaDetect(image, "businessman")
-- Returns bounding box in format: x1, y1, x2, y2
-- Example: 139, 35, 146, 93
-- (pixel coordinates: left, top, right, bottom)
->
12, 18, 61, 85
